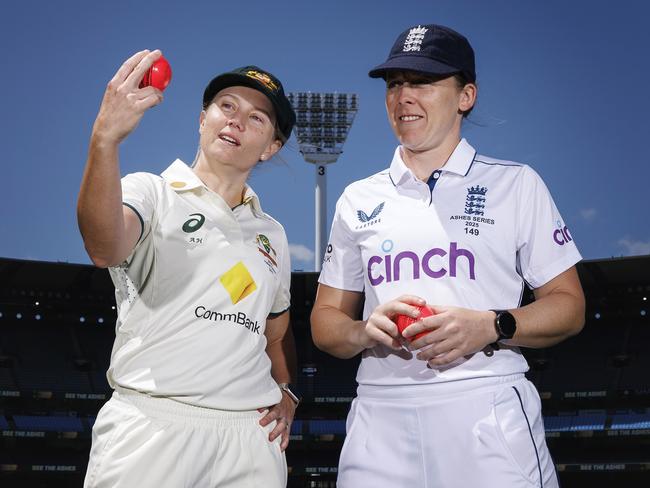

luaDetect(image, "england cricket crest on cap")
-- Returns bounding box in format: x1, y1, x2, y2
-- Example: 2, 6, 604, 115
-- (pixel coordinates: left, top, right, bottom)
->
256, 234, 278, 273
465, 186, 487, 216
403, 25, 428, 52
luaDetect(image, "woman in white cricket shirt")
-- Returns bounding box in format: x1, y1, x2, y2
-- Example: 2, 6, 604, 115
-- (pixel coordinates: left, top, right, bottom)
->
78, 50, 300, 487
311, 24, 585, 487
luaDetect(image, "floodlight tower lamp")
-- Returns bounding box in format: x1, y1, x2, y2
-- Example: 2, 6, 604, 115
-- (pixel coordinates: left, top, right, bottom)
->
288, 92, 358, 271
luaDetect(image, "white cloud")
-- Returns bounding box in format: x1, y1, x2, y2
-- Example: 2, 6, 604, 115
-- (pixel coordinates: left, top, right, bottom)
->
289, 243, 314, 263
580, 208, 597, 221
617, 237, 650, 256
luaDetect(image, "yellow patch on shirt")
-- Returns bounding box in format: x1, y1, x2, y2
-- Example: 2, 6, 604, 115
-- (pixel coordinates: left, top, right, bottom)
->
219, 261, 257, 304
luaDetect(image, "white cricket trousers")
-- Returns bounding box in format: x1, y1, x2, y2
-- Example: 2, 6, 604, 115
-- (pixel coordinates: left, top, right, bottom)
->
84, 388, 287, 488
338, 374, 559, 488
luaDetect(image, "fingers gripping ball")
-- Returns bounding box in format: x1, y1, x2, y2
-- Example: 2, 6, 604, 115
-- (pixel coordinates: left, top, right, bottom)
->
139, 56, 172, 91
395, 305, 435, 341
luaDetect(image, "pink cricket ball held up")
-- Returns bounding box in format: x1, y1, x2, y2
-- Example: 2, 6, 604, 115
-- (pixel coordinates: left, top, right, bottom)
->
139, 56, 172, 91
395, 305, 435, 341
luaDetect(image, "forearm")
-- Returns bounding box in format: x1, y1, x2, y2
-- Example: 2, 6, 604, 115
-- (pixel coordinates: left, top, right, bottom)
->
310, 304, 368, 359
266, 326, 297, 383
406, 268, 586, 366
78, 50, 162, 268
77, 135, 127, 267
508, 289, 585, 348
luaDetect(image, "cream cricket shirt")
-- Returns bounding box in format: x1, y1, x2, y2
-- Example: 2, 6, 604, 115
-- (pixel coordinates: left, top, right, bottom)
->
107, 160, 290, 410
320, 139, 582, 386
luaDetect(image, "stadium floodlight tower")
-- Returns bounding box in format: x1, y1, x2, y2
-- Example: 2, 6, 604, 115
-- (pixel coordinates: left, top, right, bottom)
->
287, 92, 358, 271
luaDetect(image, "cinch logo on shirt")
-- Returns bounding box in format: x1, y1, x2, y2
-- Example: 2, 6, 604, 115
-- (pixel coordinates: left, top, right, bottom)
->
553, 221, 573, 246
219, 261, 257, 304
367, 241, 476, 286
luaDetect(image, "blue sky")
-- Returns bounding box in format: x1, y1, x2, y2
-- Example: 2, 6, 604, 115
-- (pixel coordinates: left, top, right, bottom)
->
2, 0, 648, 270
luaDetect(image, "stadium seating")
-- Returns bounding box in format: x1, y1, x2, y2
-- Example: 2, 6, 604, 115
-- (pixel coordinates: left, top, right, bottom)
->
0, 256, 649, 488
13, 415, 84, 433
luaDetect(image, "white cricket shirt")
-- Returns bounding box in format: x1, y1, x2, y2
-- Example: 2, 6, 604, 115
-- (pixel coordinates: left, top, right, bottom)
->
319, 139, 581, 386
107, 160, 290, 410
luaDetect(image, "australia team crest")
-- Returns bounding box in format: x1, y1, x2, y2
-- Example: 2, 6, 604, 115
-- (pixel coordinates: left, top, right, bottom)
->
256, 234, 278, 274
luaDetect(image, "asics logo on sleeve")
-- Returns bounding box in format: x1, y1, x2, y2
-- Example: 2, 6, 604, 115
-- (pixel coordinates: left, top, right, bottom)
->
367, 242, 476, 286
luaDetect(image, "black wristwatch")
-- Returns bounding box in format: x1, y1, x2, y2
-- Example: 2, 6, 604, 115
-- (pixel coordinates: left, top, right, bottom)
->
490, 310, 517, 349
278, 383, 301, 406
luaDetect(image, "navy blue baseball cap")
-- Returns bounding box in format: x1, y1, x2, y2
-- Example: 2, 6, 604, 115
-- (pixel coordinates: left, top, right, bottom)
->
203, 66, 296, 142
369, 24, 476, 83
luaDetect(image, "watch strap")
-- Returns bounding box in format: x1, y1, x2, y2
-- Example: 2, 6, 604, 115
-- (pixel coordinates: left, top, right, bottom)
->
490, 309, 509, 349
490, 308, 501, 350
278, 383, 301, 405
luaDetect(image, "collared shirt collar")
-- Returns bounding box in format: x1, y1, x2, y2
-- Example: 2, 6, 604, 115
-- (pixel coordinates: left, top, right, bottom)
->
161, 159, 264, 216
388, 138, 477, 187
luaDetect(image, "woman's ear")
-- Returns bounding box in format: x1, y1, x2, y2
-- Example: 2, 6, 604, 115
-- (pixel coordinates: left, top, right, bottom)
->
458, 83, 477, 113
260, 139, 282, 162
198, 110, 206, 133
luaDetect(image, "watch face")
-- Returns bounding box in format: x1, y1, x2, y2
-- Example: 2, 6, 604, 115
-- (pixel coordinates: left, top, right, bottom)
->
497, 311, 517, 338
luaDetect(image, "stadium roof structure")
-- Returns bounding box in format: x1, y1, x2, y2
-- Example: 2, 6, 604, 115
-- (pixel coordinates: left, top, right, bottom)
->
578, 255, 650, 288
0, 258, 113, 298
0, 255, 649, 297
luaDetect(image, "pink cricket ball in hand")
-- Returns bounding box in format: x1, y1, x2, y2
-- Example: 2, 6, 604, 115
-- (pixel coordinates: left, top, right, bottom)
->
139, 56, 172, 91
395, 305, 435, 341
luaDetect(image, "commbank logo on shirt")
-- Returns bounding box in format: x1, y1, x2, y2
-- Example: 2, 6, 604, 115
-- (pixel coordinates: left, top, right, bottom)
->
355, 202, 384, 229
194, 306, 260, 334
219, 261, 257, 304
